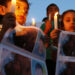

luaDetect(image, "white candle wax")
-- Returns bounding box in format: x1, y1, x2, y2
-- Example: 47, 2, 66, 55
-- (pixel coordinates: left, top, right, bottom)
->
54, 12, 58, 29
11, 0, 16, 12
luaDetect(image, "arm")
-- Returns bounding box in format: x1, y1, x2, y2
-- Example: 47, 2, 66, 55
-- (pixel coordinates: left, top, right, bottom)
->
44, 20, 52, 34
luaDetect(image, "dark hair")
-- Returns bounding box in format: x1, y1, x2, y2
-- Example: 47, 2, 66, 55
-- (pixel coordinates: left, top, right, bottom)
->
18, 0, 30, 10
61, 9, 75, 30
2, 12, 16, 29
46, 3, 59, 13
0, 0, 30, 9
0, 0, 11, 7
35, 63, 43, 72
42, 17, 48, 22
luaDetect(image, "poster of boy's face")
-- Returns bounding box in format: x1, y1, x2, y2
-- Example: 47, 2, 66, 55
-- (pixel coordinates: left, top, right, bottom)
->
0, 45, 31, 75
56, 61, 75, 75
56, 31, 75, 75
58, 31, 75, 56
31, 59, 47, 75
33, 31, 46, 59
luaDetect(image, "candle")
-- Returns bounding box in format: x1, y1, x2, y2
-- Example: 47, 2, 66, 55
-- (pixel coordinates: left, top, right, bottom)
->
0, 24, 2, 31
54, 12, 59, 29
49, 14, 51, 21
32, 18, 36, 26
11, 0, 16, 12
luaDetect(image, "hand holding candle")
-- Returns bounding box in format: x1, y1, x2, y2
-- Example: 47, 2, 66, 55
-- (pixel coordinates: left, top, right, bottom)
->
11, 0, 16, 12
54, 12, 59, 29
32, 18, 36, 26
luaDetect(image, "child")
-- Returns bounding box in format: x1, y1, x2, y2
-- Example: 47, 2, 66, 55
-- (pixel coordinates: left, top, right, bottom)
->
50, 9, 75, 74
40, 3, 59, 75
50, 10, 75, 46
0, 0, 12, 31
40, 3, 59, 36
0, 0, 30, 27
0, 0, 11, 15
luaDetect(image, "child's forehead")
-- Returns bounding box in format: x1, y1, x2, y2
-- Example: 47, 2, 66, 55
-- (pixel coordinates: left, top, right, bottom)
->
16, 1, 28, 7
16, 1, 26, 4
49, 6, 58, 9
64, 12, 75, 17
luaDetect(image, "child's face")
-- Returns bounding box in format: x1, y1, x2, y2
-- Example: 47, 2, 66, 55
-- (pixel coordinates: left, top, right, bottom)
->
0, 1, 11, 15
63, 12, 75, 32
5, 1, 12, 14
47, 6, 59, 20
15, 1, 28, 25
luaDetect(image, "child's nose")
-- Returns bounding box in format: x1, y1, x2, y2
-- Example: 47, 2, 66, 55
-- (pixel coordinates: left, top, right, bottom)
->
21, 9, 25, 14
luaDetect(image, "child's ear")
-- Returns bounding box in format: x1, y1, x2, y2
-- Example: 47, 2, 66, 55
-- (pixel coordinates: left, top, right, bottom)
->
0, 5, 6, 15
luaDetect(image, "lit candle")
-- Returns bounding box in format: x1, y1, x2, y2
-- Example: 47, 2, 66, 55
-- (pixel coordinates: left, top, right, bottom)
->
54, 12, 59, 29
49, 14, 51, 21
0, 24, 2, 31
32, 18, 36, 26
11, 0, 16, 12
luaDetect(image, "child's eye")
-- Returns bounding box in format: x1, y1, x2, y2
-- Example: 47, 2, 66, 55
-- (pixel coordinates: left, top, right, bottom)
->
16, 5, 20, 9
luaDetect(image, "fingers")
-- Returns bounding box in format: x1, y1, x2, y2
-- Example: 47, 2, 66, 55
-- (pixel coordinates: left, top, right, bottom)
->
50, 29, 61, 40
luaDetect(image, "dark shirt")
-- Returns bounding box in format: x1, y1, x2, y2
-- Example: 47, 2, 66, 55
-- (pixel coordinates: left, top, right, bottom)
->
0, 15, 4, 24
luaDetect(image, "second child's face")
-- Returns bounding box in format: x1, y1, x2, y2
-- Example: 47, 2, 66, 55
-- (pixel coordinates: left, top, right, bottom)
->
63, 12, 75, 32
15, 1, 28, 25
48, 6, 59, 20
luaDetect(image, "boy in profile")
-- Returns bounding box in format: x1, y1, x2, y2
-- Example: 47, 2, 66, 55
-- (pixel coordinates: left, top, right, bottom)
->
0, 0, 29, 25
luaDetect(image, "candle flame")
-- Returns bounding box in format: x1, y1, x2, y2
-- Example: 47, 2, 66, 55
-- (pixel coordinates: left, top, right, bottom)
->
12, 0, 16, 4
32, 18, 36, 26
55, 12, 59, 16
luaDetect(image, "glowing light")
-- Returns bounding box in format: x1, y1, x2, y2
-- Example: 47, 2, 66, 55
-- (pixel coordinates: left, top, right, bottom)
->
32, 18, 36, 26
11, 0, 16, 12
54, 12, 59, 29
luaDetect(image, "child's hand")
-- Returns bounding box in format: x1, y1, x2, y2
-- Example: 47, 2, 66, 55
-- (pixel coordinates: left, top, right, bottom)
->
50, 29, 61, 46
44, 20, 52, 34
50, 29, 61, 40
